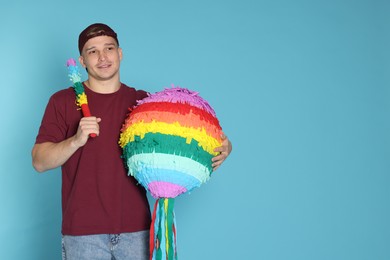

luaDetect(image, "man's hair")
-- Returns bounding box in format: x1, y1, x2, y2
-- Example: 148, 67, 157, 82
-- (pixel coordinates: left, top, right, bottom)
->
78, 23, 119, 54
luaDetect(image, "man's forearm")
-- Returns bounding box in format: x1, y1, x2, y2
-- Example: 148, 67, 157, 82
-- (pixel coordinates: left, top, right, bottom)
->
32, 137, 79, 172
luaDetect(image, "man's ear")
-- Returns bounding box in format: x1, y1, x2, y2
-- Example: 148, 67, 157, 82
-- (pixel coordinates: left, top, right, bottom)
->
79, 55, 86, 68
118, 47, 123, 61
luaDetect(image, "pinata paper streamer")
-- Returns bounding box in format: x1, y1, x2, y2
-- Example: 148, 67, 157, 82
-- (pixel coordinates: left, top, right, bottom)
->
66, 58, 96, 137
119, 86, 223, 260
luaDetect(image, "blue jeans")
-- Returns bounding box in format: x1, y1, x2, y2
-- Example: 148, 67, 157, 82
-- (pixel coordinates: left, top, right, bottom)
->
62, 230, 149, 260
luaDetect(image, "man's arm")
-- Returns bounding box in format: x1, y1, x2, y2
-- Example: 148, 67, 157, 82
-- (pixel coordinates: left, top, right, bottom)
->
32, 117, 101, 172
32, 138, 80, 172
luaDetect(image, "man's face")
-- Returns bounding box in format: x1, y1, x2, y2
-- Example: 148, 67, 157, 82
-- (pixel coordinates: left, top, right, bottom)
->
79, 35, 122, 82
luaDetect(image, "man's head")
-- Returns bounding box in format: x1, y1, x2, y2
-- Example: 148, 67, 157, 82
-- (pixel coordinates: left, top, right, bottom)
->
78, 23, 123, 86
78, 23, 119, 54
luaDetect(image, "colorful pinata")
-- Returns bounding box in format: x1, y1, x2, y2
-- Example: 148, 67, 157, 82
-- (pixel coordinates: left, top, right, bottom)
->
119, 86, 223, 260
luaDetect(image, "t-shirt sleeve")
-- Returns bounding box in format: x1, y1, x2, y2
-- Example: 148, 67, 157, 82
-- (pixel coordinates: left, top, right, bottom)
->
35, 94, 68, 144
136, 89, 148, 101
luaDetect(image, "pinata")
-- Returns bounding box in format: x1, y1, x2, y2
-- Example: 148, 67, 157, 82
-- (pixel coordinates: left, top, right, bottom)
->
119, 86, 223, 260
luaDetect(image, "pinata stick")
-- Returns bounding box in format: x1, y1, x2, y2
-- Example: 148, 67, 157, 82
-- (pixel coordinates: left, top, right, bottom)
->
66, 58, 96, 138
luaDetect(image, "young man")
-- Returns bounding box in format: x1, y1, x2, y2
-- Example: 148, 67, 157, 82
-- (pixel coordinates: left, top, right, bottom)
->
32, 23, 232, 260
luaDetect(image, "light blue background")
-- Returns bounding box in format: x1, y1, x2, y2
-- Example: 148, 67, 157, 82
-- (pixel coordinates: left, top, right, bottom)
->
1, 0, 389, 259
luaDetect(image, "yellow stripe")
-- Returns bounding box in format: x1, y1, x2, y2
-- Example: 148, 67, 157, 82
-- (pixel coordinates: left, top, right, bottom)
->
119, 121, 221, 155
76, 93, 88, 106
164, 199, 169, 255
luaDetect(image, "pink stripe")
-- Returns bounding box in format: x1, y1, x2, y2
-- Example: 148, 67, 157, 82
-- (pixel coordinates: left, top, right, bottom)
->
148, 181, 187, 198
137, 87, 217, 117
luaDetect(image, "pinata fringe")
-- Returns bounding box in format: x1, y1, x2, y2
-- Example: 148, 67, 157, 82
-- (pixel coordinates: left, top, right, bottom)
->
123, 133, 214, 173
150, 198, 178, 260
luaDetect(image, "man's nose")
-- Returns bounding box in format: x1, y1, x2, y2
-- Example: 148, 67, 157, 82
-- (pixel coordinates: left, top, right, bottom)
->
98, 52, 107, 61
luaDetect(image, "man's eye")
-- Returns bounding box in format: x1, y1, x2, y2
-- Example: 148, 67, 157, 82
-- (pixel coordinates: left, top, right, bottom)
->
88, 50, 96, 55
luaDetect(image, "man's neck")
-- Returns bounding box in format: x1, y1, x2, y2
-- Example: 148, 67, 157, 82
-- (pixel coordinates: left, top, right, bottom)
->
84, 77, 121, 94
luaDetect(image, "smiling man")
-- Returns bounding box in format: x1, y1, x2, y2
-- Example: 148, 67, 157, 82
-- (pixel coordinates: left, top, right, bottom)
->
32, 23, 232, 260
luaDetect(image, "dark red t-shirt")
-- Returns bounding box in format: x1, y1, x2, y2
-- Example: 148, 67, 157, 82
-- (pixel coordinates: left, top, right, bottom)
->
35, 83, 151, 235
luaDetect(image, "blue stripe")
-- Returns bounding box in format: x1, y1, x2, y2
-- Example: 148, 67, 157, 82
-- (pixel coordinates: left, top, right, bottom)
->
133, 166, 202, 193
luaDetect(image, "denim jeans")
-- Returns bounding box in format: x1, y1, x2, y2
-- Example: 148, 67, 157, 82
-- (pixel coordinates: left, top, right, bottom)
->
62, 230, 149, 260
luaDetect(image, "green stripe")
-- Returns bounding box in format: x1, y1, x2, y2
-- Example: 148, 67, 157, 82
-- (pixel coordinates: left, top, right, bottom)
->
123, 133, 213, 172
156, 199, 164, 260
167, 198, 175, 260
73, 82, 85, 95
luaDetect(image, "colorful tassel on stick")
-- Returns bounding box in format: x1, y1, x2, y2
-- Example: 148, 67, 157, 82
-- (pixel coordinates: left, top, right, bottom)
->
66, 58, 96, 137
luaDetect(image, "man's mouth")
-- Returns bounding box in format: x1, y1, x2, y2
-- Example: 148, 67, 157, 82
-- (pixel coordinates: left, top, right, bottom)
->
98, 64, 111, 69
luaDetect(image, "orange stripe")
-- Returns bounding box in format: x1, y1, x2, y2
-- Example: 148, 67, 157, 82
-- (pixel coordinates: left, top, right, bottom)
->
131, 102, 221, 128
125, 110, 222, 140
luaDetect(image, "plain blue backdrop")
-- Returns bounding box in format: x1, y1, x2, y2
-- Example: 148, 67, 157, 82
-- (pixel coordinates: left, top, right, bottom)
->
1, 0, 389, 259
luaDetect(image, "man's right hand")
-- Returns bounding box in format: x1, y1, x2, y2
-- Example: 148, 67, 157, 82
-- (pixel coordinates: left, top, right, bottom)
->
72, 117, 101, 148
32, 117, 101, 172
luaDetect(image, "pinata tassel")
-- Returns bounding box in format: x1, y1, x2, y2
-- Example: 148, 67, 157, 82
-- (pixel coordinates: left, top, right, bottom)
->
66, 58, 96, 138
150, 198, 178, 260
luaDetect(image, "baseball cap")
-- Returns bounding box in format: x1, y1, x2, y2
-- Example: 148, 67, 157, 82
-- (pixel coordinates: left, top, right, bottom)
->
78, 23, 119, 54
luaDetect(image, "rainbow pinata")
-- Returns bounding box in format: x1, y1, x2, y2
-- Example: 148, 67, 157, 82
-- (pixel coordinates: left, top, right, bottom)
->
119, 86, 223, 260
119, 86, 223, 198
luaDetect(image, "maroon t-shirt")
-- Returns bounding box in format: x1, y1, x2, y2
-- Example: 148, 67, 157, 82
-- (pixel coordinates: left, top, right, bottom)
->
35, 83, 151, 235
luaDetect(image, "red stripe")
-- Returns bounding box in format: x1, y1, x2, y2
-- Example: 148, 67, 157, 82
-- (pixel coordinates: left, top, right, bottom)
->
81, 104, 91, 117
81, 104, 97, 138
172, 221, 177, 257
132, 102, 221, 128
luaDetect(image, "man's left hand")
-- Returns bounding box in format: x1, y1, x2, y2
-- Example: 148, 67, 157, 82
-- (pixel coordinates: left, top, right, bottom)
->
212, 134, 232, 171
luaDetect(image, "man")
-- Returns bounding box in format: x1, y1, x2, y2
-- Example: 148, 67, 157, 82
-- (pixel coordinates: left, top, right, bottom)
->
32, 23, 232, 260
